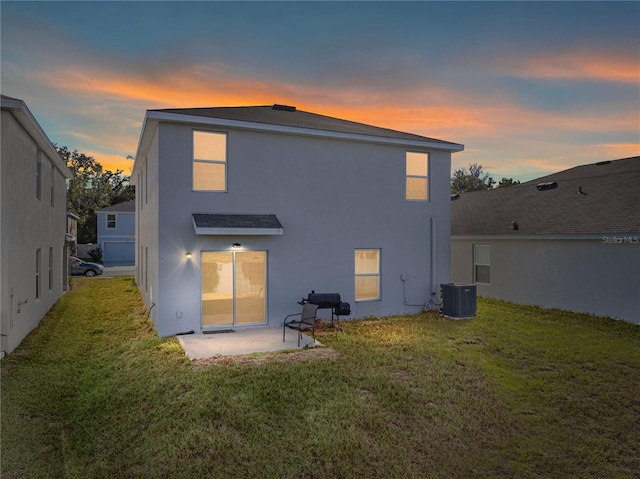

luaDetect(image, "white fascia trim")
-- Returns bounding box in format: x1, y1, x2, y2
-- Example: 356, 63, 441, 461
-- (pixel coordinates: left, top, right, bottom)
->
451, 234, 634, 241
193, 226, 284, 236
144, 110, 465, 152
132, 114, 159, 179
2, 98, 73, 179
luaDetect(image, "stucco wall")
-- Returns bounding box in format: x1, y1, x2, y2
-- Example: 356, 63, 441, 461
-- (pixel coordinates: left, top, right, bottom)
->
135, 129, 160, 319
140, 121, 453, 336
451, 237, 640, 323
1, 110, 68, 354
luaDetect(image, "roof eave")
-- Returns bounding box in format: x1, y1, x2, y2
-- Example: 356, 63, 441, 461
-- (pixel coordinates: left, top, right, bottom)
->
132, 114, 158, 180
1, 97, 73, 179
452, 234, 640, 240
194, 226, 284, 236
136, 110, 463, 159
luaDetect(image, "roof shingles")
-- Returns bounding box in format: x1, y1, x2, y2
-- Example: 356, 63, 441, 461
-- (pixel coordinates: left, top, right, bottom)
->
152, 105, 460, 147
96, 200, 136, 213
451, 156, 640, 236
192, 214, 283, 230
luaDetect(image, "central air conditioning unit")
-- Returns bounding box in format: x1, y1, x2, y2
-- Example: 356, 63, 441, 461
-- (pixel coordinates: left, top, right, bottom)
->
441, 283, 477, 319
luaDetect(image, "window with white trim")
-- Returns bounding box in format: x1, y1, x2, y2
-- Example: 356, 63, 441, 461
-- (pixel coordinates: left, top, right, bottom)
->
406, 152, 429, 201
139, 171, 143, 210
355, 249, 381, 301
36, 151, 42, 200
144, 247, 148, 292
107, 214, 117, 229
51, 164, 56, 207
145, 159, 149, 205
193, 131, 227, 191
49, 247, 54, 291
473, 245, 490, 284
36, 249, 41, 300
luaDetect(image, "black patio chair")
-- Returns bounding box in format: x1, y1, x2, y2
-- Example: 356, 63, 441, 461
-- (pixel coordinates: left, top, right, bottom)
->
283, 303, 319, 347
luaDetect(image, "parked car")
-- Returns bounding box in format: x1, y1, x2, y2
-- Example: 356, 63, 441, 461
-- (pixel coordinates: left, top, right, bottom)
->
69, 257, 104, 277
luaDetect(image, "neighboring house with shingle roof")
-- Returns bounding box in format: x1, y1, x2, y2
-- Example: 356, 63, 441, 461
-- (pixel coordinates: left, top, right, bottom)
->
1, 95, 74, 355
95, 200, 136, 266
451, 156, 640, 323
132, 104, 463, 337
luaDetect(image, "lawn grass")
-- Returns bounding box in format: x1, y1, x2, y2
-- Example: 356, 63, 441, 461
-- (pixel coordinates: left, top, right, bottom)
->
2, 277, 639, 478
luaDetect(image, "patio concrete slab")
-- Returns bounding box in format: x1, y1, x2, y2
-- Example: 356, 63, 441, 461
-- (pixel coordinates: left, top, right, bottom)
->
177, 326, 319, 359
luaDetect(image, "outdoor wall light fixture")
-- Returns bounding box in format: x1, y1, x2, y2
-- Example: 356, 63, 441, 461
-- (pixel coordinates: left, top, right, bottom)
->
232, 243, 241, 248
185, 252, 192, 258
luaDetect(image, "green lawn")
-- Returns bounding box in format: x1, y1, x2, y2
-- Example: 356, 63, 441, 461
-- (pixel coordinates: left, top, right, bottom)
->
2, 277, 639, 478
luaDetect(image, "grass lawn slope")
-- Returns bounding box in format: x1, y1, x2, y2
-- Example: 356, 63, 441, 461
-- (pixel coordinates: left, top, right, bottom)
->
2, 277, 639, 478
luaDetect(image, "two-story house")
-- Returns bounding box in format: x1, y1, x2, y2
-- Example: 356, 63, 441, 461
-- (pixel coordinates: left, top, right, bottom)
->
96, 200, 136, 266
1, 95, 73, 355
132, 104, 463, 337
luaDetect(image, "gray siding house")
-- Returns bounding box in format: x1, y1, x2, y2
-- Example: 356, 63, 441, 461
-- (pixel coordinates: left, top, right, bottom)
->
1, 95, 73, 355
132, 104, 463, 337
96, 200, 136, 266
451, 156, 640, 323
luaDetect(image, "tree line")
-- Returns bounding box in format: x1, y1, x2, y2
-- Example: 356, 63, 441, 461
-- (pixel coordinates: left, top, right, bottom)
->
59, 146, 134, 244
451, 163, 520, 194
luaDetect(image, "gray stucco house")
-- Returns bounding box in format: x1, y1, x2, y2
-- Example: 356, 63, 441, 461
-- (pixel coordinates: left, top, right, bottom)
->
451, 156, 640, 323
1, 95, 73, 355
96, 200, 136, 266
132, 104, 463, 337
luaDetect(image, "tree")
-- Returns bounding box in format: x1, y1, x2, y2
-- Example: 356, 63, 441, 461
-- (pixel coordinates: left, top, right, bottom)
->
58, 146, 135, 244
451, 163, 495, 193
497, 177, 521, 188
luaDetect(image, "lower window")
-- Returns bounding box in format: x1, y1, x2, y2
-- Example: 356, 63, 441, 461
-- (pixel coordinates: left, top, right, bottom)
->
355, 249, 380, 301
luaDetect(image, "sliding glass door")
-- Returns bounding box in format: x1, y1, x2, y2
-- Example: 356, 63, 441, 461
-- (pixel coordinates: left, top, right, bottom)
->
201, 251, 266, 327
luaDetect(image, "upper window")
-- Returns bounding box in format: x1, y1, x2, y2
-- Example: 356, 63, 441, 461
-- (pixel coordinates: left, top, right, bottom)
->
355, 249, 381, 301
473, 245, 490, 284
139, 170, 143, 210
406, 152, 429, 201
50, 164, 56, 207
144, 160, 149, 205
193, 131, 227, 191
107, 214, 117, 229
36, 151, 42, 200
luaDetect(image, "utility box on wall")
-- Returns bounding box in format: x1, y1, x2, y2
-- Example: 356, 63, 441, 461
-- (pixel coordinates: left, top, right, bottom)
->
441, 283, 477, 318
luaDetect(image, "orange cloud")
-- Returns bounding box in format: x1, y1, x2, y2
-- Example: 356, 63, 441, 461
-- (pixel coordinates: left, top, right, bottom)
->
38, 60, 638, 137
32, 61, 639, 176
502, 51, 639, 84
85, 151, 134, 175
38, 64, 489, 139
589, 143, 640, 159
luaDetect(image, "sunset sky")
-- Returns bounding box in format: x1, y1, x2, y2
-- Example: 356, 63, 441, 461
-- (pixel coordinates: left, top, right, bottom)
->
2, 1, 638, 181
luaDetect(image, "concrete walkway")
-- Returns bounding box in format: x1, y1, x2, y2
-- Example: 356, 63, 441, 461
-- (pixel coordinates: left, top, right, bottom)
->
102, 266, 135, 277
177, 326, 319, 359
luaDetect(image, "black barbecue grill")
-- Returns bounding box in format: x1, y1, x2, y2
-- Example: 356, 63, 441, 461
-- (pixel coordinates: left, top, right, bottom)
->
298, 291, 351, 325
